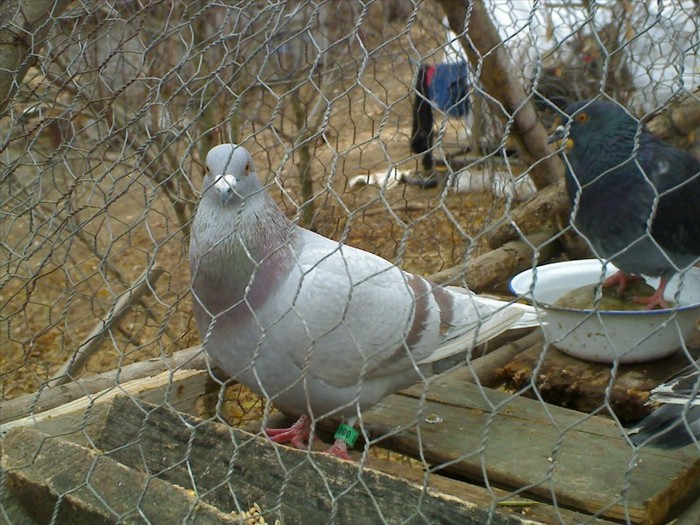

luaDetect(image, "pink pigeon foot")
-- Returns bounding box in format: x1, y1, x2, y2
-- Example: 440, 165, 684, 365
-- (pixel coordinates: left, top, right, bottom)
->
325, 439, 353, 461
630, 278, 670, 310
602, 270, 643, 295
265, 415, 311, 449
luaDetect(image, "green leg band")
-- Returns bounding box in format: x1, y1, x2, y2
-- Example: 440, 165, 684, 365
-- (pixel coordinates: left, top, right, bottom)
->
334, 424, 359, 447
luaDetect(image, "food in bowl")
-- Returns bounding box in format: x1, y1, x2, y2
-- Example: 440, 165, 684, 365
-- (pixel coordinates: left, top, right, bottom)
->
509, 260, 700, 364
554, 281, 675, 311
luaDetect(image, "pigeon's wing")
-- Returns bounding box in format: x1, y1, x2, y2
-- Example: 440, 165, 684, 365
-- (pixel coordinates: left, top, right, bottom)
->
642, 142, 700, 258
285, 228, 525, 387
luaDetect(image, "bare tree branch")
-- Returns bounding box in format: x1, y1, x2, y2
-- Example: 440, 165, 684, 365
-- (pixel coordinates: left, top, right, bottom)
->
435, 0, 564, 190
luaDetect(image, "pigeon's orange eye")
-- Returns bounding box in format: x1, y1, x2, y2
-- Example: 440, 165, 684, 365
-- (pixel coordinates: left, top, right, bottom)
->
245, 163, 250, 175
576, 113, 589, 123
205, 166, 210, 173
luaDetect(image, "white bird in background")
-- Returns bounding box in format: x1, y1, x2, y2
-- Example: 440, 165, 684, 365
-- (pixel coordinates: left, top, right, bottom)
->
189, 144, 539, 459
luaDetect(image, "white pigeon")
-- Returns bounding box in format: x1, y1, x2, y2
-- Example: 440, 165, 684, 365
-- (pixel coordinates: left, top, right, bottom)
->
190, 144, 540, 459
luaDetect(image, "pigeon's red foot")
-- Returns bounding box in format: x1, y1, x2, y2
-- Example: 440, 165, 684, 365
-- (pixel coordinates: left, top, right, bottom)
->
630, 279, 670, 310
325, 439, 353, 461
265, 415, 311, 449
603, 271, 643, 295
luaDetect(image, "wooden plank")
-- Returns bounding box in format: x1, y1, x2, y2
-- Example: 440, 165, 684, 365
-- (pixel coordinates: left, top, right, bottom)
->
93, 395, 540, 525
0, 369, 207, 445
2, 426, 238, 524
362, 456, 617, 525
244, 413, 614, 525
495, 329, 700, 422
0, 345, 207, 425
351, 379, 700, 525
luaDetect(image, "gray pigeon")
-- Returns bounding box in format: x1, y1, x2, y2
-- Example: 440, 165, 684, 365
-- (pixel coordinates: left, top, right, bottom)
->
190, 143, 538, 459
629, 362, 700, 449
549, 99, 700, 310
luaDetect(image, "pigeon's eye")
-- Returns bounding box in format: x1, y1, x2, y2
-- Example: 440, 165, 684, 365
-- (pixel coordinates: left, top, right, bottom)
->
576, 113, 589, 123
244, 163, 250, 175
205, 165, 210, 173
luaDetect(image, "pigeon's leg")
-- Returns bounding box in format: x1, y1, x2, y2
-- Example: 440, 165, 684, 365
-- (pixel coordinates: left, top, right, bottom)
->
265, 415, 311, 449
325, 417, 358, 460
603, 271, 642, 295
630, 278, 670, 310
325, 439, 353, 461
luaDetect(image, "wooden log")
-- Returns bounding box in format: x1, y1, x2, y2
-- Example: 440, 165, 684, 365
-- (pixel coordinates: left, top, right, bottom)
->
2, 224, 549, 426
2, 426, 238, 524
3, 227, 552, 425
645, 86, 700, 148
0, 345, 207, 425
359, 378, 700, 524
485, 179, 569, 250
428, 228, 560, 292
93, 395, 535, 525
494, 330, 700, 423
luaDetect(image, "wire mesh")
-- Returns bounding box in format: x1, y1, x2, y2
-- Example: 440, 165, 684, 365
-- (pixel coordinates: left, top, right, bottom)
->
1, 0, 699, 524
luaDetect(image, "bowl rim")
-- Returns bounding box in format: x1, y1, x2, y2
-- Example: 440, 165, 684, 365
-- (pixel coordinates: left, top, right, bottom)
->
509, 259, 700, 315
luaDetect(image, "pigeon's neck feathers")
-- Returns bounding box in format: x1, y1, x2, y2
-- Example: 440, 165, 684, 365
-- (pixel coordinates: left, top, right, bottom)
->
191, 187, 295, 312
568, 112, 650, 183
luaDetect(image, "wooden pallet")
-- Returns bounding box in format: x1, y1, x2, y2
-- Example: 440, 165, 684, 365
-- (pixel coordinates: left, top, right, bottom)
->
2, 370, 575, 525
2, 339, 700, 524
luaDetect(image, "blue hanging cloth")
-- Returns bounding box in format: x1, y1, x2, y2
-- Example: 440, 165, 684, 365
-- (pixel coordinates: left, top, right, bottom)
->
426, 61, 470, 117
411, 61, 470, 170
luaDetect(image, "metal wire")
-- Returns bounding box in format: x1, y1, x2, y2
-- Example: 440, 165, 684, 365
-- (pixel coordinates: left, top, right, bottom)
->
1, 1, 698, 524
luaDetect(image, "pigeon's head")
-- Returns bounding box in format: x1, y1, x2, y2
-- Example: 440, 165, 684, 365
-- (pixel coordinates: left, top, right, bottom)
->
204, 144, 261, 206
548, 99, 637, 156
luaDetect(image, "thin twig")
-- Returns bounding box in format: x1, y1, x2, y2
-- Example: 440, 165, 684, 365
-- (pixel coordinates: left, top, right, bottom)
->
50, 266, 166, 386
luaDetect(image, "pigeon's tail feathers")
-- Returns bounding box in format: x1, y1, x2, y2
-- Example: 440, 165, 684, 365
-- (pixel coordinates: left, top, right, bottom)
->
417, 299, 531, 365
444, 288, 542, 329
473, 296, 541, 329
650, 391, 700, 407
629, 404, 700, 449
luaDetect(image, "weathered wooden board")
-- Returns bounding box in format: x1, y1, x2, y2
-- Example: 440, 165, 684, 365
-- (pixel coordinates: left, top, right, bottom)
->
0, 368, 207, 444
349, 378, 700, 525
495, 329, 700, 422
92, 395, 540, 525
0, 346, 207, 425
2, 426, 239, 524
244, 413, 615, 525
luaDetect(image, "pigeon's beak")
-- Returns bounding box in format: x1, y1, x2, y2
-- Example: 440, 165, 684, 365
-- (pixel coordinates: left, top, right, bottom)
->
214, 175, 237, 206
547, 126, 574, 151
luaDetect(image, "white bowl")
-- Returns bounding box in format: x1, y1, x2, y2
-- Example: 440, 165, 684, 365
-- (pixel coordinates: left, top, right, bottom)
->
510, 260, 700, 364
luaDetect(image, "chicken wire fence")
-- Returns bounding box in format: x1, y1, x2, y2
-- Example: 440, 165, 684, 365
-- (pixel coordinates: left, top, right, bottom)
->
1, 0, 699, 524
